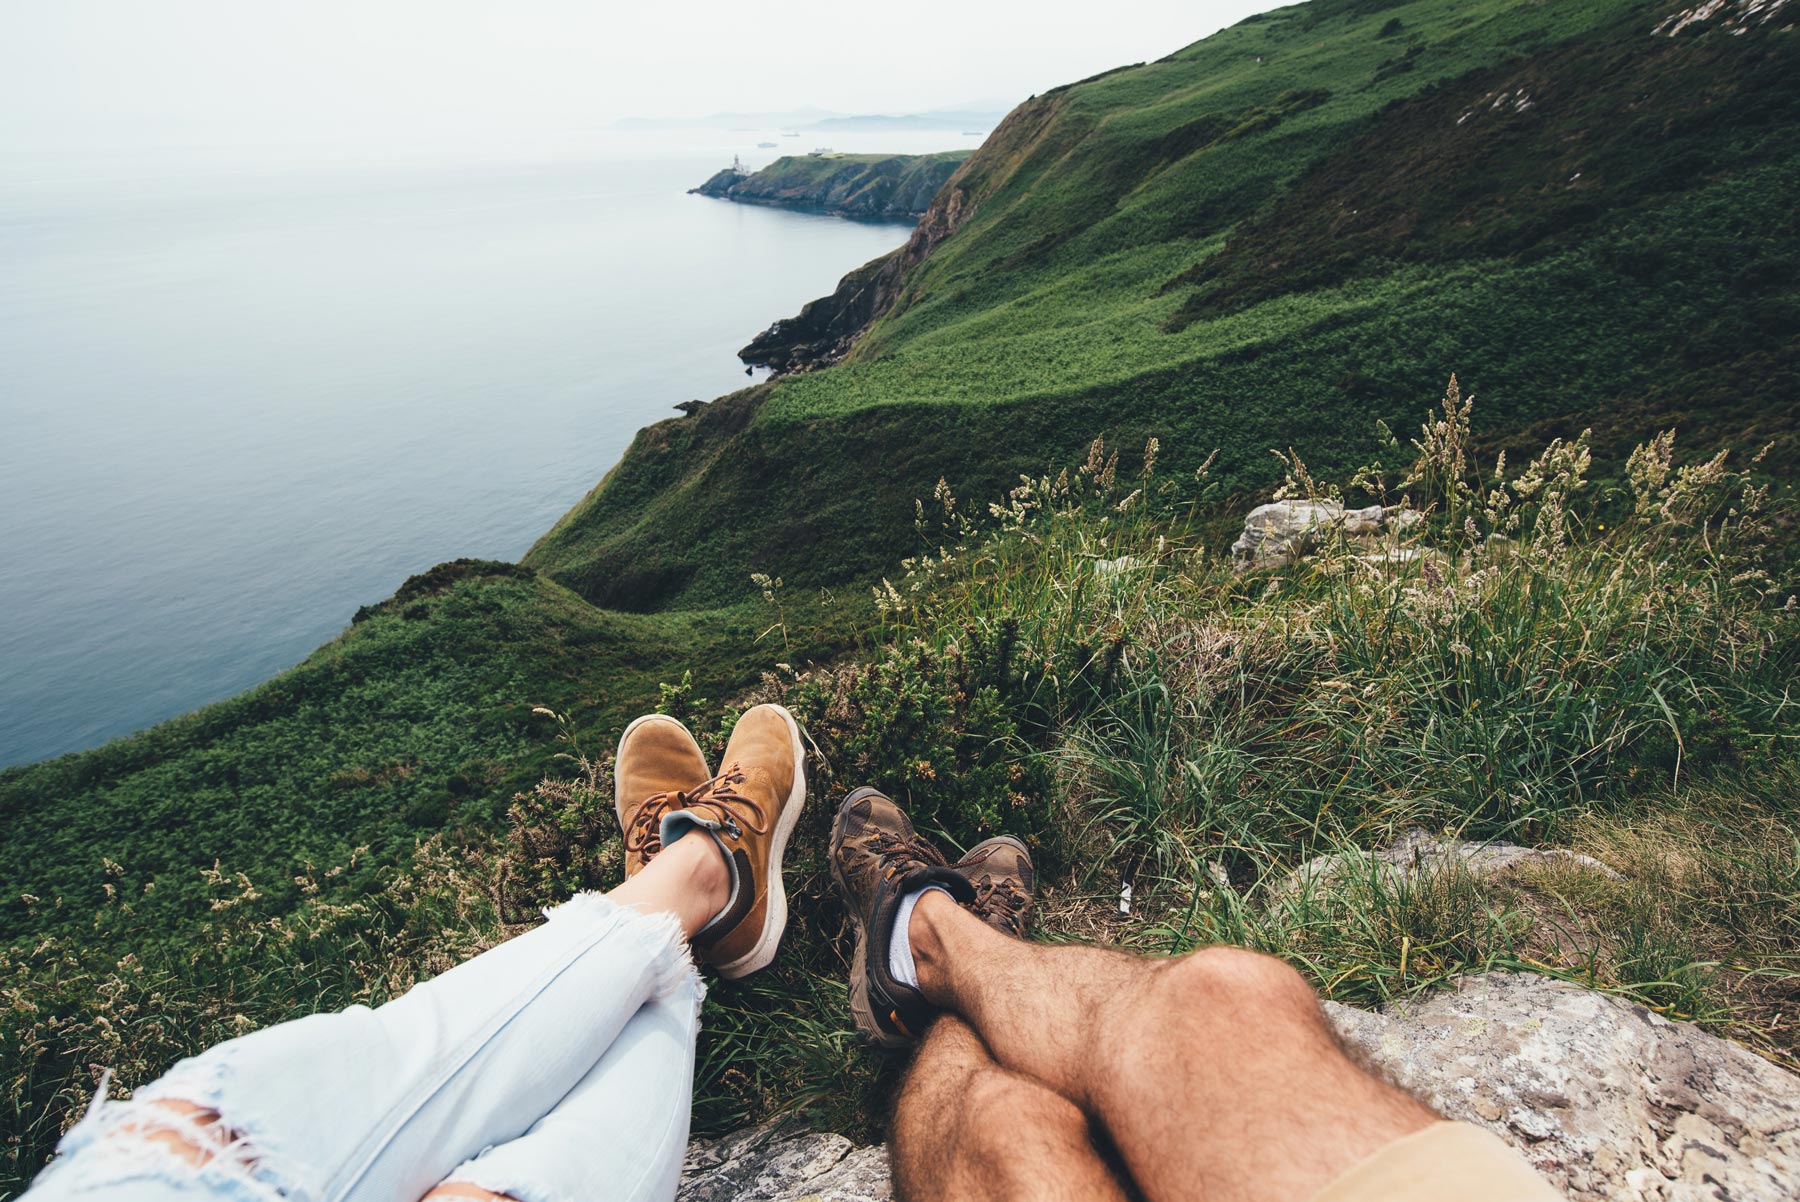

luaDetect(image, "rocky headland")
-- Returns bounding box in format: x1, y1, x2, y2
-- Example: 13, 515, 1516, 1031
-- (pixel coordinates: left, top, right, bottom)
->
690, 151, 970, 224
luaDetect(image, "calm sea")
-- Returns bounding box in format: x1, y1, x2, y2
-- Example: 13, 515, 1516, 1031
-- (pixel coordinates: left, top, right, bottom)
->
0, 130, 947, 767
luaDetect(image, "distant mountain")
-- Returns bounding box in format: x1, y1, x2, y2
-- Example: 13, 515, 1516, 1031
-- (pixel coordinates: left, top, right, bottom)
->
611, 106, 1003, 133
803, 110, 1005, 133
611, 106, 846, 131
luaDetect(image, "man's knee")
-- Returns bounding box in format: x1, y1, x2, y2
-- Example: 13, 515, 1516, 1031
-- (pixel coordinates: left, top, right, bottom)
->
1167, 945, 1317, 1009
965, 1066, 1090, 1148
1106, 946, 1321, 1045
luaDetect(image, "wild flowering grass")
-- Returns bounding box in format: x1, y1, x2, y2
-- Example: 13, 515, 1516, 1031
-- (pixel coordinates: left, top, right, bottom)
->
816, 375, 1798, 1043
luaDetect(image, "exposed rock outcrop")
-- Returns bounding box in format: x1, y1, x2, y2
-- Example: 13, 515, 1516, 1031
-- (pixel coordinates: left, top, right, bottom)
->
679, 1120, 891, 1202
1328, 973, 1800, 1201
1229, 499, 1424, 567
737, 250, 903, 374
1655, 0, 1793, 37
691, 153, 970, 222
680, 974, 1800, 1202
1278, 828, 1621, 899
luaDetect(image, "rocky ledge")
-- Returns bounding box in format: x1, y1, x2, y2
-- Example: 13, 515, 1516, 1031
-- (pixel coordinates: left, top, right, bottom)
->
691, 152, 971, 223
677, 972, 1800, 1202
678, 1121, 890, 1202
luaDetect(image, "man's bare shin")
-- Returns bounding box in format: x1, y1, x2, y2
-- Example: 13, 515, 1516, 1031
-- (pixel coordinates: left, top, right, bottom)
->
892, 1015, 1132, 1202
906, 892, 1435, 1202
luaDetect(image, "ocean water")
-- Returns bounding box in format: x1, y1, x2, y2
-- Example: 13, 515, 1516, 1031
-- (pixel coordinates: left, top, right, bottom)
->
0, 131, 943, 768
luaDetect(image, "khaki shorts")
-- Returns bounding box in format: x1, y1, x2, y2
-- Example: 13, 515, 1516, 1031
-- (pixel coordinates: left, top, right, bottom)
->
1311, 1121, 1564, 1202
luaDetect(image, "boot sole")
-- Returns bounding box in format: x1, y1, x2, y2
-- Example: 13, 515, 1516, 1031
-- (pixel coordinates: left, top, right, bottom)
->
830, 787, 915, 1050
711, 704, 807, 980
614, 714, 711, 877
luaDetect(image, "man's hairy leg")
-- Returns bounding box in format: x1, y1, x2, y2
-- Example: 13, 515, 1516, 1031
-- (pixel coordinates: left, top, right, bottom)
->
892, 1015, 1133, 1202
908, 892, 1435, 1202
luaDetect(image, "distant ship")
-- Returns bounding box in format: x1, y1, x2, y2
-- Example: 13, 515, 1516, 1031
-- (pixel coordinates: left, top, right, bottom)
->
962, 131, 987, 137
757, 141, 778, 148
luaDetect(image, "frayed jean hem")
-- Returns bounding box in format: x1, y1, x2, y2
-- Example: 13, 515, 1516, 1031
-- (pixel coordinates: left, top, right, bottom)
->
28, 1071, 292, 1202
23, 891, 703, 1202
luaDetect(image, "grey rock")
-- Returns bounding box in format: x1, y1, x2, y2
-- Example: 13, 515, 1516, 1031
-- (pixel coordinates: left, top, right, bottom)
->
1230, 500, 1424, 567
1278, 828, 1619, 899
1326, 972, 1800, 1202
679, 1120, 891, 1202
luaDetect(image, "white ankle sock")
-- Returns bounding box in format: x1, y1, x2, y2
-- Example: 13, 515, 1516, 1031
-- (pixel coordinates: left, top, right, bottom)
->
888, 885, 951, 990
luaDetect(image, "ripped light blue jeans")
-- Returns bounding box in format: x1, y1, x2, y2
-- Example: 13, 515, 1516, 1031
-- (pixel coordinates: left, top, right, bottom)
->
24, 894, 704, 1202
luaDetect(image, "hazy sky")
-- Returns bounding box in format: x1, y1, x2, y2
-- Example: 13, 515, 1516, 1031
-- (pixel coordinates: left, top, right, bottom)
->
0, 0, 1283, 153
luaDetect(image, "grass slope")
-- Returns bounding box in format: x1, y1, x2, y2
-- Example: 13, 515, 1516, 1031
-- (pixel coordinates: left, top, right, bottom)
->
0, 562, 830, 945
530, 0, 1800, 610
8, 409, 1795, 1192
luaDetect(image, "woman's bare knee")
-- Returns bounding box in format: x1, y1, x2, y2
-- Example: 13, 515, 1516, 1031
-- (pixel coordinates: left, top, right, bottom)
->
421, 1184, 518, 1202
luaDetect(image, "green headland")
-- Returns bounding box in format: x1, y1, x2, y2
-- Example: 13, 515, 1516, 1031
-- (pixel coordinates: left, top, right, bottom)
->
691, 151, 973, 221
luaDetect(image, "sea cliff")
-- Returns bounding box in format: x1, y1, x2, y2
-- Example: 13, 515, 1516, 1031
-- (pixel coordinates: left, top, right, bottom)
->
690, 151, 971, 222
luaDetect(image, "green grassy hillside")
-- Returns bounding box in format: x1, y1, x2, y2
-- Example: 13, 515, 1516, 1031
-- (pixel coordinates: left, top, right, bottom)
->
0, 562, 861, 944
530, 0, 1799, 609
4, 0, 1798, 1190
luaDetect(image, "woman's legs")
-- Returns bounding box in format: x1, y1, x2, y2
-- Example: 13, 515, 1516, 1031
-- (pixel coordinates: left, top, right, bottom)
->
25, 835, 725, 1202
425, 985, 700, 1202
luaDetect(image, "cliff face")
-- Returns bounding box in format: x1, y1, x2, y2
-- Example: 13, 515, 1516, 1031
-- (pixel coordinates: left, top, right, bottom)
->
737, 97, 1063, 372
690, 152, 971, 222
734, 251, 901, 373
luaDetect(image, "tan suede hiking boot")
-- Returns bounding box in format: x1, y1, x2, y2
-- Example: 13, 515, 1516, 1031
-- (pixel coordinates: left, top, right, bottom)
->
953, 836, 1035, 939
654, 703, 807, 980
614, 714, 713, 878
829, 787, 976, 1048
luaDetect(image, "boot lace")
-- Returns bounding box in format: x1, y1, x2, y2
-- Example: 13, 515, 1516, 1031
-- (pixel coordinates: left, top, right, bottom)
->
972, 875, 1028, 935
864, 829, 945, 885
624, 767, 771, 859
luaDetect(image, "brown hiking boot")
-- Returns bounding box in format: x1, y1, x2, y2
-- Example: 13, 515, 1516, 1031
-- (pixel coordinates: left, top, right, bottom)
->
614, 714, 712, 878
954, 837, 1034, 939
829, 787, 975, 1048
653, 704, 807, 980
